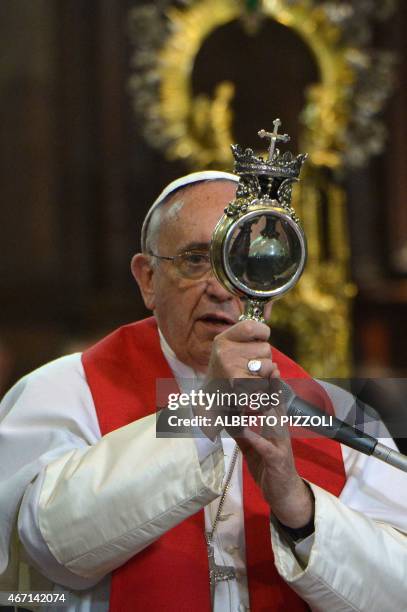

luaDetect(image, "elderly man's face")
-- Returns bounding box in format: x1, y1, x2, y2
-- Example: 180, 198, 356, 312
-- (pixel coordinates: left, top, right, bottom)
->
133, 181, 246, 371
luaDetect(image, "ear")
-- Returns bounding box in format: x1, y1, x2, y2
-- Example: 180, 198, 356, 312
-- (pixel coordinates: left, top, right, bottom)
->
131, 253, 156, 310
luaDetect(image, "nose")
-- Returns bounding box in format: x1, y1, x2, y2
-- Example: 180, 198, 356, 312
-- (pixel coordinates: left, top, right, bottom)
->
204, 274, 233, 303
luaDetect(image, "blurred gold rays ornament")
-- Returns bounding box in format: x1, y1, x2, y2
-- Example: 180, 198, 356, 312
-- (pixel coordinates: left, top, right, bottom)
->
128, 0, 396, 377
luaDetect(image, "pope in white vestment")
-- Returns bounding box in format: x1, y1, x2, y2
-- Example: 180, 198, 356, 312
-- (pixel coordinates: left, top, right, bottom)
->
1, 171, 407, 611
1, 340, 407, 611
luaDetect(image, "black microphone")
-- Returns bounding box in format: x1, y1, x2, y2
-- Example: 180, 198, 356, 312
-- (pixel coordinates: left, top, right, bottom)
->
280, 380, 407, 473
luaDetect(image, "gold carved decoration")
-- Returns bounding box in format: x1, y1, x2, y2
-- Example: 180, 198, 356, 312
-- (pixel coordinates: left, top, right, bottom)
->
128, 0, 395, 377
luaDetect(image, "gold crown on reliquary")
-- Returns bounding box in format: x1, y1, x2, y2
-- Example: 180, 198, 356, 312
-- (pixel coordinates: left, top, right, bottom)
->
230, 118, 307, 211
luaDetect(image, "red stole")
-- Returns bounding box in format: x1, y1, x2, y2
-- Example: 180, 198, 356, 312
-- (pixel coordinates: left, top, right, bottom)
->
82, 317, 346, 612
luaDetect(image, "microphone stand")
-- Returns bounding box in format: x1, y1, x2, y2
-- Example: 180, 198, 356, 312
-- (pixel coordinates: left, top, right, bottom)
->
281, 381, 407, 473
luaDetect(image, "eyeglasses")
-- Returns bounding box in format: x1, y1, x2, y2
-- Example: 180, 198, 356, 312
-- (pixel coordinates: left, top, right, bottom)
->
149, 249, 212, 280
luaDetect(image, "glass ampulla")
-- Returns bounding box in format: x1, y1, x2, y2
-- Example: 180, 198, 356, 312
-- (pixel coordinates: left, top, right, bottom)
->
228, 213, 302, 292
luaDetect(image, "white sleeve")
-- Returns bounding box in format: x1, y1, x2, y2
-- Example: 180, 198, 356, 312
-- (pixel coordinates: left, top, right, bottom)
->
270, 381, 407, 611
271, 482, 407, 612
0, 354, 225, 590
